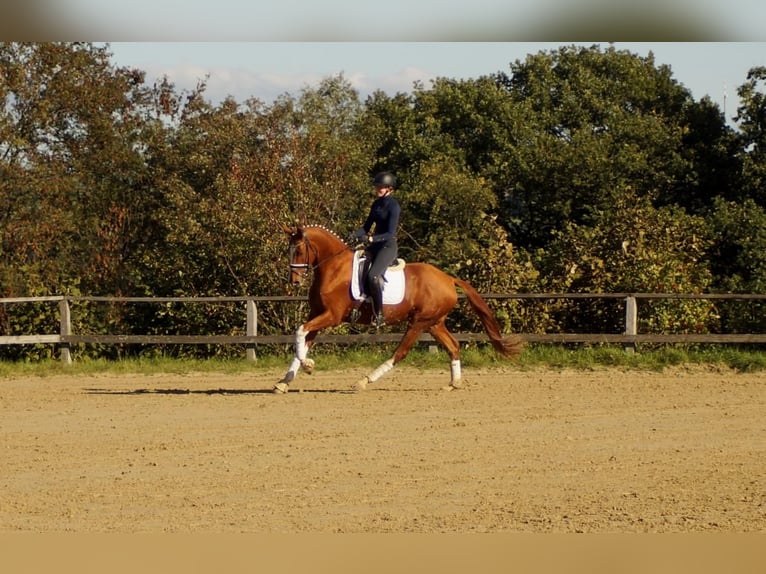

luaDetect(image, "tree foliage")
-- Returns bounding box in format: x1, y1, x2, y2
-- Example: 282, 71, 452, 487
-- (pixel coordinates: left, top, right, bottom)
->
0, 42, 154, 297
2, 42, 766, 358
736, 66, 766, 205
492, 45, 696, 247
538, 190, 715, 333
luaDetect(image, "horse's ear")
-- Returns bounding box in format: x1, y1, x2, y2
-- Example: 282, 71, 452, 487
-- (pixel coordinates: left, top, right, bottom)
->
281, 224, 304, 239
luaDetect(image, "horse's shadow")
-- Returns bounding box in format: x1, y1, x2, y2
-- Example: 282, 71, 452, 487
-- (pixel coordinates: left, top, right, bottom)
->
83, 387, 357, 396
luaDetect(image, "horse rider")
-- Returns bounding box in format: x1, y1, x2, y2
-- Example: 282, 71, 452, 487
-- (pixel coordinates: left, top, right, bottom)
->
349, 171, 401, 329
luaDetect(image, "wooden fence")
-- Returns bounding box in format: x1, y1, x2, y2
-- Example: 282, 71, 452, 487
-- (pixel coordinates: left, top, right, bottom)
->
1, 293, 766, 364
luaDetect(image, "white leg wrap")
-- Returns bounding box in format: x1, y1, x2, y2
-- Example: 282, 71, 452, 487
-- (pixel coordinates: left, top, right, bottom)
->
450, 359, 462, 382
295, 325, 308, 361
284, 356, 301, 381
367, 358, 395, 383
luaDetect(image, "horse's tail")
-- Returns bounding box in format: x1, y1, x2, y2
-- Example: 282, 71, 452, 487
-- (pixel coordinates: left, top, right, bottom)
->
454, 278, 524, 359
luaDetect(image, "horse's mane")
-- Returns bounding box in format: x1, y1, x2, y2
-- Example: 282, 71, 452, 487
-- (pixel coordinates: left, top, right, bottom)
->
303, 224, 347, 244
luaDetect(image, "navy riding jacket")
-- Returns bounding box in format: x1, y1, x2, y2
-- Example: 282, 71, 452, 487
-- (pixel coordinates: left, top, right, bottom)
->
358, 194, 400, 247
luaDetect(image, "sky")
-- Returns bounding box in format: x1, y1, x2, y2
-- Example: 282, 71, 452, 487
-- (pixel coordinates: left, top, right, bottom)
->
103, 42, 765, 125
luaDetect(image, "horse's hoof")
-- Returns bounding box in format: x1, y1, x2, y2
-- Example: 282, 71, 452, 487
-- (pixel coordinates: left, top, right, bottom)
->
441, 380, 463, 391
273, 382, 290, 394
301, 358, 315, 374
353, 377, 369, 392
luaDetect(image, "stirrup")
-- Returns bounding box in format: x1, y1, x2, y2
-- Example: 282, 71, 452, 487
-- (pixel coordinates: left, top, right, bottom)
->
374, 312, 385, 330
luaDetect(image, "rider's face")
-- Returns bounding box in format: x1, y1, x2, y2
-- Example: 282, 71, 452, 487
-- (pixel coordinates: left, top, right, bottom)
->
375, 185, 392, 197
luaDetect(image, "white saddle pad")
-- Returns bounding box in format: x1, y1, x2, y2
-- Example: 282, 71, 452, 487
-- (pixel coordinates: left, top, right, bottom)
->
350, 251, 405, 305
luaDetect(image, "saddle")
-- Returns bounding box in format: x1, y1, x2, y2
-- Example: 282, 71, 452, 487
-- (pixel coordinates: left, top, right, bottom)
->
350, 251, 406, 304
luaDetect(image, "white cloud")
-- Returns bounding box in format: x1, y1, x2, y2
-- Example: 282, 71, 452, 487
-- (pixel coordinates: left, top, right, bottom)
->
139, 62, 435, 104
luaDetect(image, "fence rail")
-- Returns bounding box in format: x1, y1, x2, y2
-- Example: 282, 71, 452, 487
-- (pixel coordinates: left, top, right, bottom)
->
2, 293, 766, 364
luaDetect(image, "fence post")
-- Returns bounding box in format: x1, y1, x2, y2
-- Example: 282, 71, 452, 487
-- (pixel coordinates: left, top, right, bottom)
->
624, 295, 637, 354
59, 298, 72, 365
246, 298, 257, 362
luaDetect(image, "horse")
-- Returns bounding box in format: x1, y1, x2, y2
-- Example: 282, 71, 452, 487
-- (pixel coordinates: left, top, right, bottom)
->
274, 224, 523, 393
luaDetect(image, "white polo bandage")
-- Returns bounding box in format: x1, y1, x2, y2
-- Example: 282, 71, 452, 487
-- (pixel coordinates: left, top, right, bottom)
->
295, 325, 308, 361
368, 358, 394, 383
450, 359, 462, 382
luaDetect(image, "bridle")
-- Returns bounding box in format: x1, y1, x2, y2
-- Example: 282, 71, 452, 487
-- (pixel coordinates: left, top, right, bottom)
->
288, 238, 312, 274
288, 234, 351, 279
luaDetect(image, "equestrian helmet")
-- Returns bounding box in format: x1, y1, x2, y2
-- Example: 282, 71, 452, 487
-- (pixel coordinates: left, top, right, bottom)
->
372, 171, 397, 188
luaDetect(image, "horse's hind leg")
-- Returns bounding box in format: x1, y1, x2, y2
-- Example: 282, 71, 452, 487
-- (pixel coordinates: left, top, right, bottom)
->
354, 322, 426, 391
428, 319, 464, 390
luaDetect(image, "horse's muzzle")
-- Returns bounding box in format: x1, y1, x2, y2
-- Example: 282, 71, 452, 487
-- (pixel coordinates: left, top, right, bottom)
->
289, 263, 309, 285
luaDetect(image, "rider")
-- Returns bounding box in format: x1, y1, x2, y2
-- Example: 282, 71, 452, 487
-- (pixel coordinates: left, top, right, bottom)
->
350, 171, 401, 329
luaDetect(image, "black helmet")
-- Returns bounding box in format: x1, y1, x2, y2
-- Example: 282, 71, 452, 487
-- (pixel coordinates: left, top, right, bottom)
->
372, 171, 397, 188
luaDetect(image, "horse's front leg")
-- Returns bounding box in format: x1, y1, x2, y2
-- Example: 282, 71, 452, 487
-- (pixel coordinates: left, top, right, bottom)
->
274, 325, 312, 389
274, 313, 333, 393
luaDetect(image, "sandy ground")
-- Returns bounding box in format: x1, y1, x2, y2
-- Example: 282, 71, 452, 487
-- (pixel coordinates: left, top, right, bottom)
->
1, 364, 764, 533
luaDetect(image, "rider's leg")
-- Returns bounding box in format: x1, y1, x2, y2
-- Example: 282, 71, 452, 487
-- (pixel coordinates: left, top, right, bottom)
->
367, 242, 397, 329
368, 274, 385, 328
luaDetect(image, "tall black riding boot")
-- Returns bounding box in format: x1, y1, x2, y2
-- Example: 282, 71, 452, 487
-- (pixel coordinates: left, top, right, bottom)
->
370, 276, 385, 329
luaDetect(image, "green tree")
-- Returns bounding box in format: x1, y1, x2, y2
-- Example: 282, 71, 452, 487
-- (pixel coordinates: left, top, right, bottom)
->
538, 190, 715, 333
735, 66, 766, 206
0, 42, 154, 297
666, 95, 741, 213
494, 44, 695, 249
362, 77, 523, 256
707, 197, 766, 293
400, 155, 502, 269
130, 75, 376, 342
361, 89, 421, 177
705, 197, 766, 333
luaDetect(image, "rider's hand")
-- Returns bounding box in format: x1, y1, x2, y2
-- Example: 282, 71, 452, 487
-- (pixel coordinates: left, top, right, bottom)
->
348, 229, 365, 244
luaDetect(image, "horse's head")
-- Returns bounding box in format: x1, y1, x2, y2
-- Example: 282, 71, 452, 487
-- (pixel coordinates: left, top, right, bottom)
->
282, 224, 349, 285
283, 226, 311, 285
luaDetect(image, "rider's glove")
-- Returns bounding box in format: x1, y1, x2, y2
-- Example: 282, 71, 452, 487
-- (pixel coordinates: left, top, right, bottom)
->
348, 228, 366, 244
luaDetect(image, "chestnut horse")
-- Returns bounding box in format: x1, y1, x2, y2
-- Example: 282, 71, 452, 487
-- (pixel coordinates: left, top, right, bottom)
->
275, 225, 523, 393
